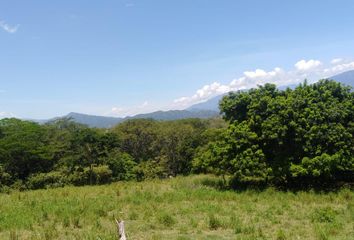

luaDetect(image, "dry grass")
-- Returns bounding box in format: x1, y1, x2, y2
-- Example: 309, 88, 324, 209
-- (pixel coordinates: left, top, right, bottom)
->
0, 175, 353, 239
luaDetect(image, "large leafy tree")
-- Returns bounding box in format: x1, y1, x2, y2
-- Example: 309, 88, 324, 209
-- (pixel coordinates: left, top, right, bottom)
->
196, 80, 354, 186
0, 119, 53, 181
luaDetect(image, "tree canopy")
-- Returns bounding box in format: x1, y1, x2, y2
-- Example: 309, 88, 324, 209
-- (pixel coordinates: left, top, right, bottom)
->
194, 80, 354, 187
0, 79, 352, 191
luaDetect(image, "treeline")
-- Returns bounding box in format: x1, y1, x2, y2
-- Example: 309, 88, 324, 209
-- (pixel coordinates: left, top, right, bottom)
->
0, 116, 226, 191
0, 79, 353, 191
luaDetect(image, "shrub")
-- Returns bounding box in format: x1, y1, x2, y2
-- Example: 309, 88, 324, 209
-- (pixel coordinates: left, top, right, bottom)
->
134, 160, 167, 181
67, 170, 88, 186
0, 165, 11, 186
85, 165, 113, 185
106, 151, 137, 181
27, 171, 67, 190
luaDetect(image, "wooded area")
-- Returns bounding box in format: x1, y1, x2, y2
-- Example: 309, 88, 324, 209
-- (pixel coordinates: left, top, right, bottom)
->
0, 79, 353, 191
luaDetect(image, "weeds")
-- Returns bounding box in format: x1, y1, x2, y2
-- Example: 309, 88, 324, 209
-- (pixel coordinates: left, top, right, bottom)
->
158, 212, 176, 227
208, 215, 222, 230
311, 207, 337, 223
0, 175, 352, 239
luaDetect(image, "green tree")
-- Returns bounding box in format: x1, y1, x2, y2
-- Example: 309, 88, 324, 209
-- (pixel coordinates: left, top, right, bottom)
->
197, 80, 354, 187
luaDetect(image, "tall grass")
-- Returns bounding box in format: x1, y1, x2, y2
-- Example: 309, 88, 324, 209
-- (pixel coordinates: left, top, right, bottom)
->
0, 175, 353, 239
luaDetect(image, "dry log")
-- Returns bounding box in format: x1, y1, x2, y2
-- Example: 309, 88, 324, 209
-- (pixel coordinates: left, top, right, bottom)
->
115, 219, 127, 240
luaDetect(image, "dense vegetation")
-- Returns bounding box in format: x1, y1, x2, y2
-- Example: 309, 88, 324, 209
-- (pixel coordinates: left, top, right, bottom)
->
195, 80, 354, 187
0, 175, 353, 239
0, 79, 353, 191
0, 115, 226, 191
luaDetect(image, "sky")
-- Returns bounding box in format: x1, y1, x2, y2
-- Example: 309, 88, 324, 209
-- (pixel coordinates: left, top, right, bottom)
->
1, 0, 354, 119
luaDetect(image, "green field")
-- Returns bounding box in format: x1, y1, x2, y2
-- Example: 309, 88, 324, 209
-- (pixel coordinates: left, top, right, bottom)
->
0, 175, 353, 240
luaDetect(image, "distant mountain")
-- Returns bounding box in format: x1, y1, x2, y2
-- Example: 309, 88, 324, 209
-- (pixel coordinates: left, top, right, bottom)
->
33, 70, 354, 128
331, 70, 354, 87
126, 109, 219, 121
187, 94, 226, 112
186, 70, 354, 113
40, 109, 219, 128
62, 112, 124, 128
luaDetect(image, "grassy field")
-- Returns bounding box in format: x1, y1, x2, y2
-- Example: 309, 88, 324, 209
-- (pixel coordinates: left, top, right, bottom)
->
0, 175, 353, 240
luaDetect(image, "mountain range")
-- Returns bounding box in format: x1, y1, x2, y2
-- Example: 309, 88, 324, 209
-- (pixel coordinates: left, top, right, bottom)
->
45, 110, 219, 128
38, 70, 354, 128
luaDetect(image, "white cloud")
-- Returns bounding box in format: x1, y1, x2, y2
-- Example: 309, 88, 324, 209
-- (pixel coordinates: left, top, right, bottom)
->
173, 58, 354, 108
107, 101, 151, 117
141, 101, 149, 107
331, 58, 343, 64
0, 20, 19, 33
295, 59, 322, 71
323, 61, 354, 75
98, 58, 354, 117
110, 107, 124, 114
0, 112, 16, 119
244, 69, 275, 78
174, 67, 288, 107
174, 82, 231, 107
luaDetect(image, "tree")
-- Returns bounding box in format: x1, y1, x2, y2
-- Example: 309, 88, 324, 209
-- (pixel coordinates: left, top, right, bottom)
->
197, 80, 354, 187
0, 119, 53, 181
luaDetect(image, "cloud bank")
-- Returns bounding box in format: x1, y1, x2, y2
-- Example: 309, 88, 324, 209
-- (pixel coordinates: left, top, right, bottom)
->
0, 20, 19, 33
0, 112, 17, 119
295, 59, 322, 71
173, 58, 354, 108
108, 101, 153, 117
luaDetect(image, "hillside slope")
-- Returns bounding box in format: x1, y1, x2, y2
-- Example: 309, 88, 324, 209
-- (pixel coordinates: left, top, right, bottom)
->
331, 70, 354, 86
46, 109, 219, 128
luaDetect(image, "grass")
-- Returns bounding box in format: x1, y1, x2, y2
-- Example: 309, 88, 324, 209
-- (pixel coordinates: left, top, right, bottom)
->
0, 175, 353, 239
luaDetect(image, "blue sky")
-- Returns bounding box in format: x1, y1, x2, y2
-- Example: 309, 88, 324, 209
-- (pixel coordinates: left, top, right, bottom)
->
1, 0, 354, 119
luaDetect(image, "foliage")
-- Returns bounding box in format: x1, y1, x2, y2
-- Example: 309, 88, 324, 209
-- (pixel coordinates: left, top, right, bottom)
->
0, 80, 352, 190
26, 171, 67, 190
106, 150, 136, 181
0, 116, 222, 190
194, 80, 354, 187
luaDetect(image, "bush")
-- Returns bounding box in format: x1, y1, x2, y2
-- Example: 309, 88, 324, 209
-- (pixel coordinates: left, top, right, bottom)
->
134, 160, 167, 181
0, 165, 12, 186
66, 165, 112, 185
27, 171, 67, 189
106, 151, 137, 181
67, 170, 88, 186
89, 165, 113, 184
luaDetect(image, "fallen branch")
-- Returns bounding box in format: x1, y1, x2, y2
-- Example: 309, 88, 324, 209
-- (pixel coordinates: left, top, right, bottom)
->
115, 219, 127, 240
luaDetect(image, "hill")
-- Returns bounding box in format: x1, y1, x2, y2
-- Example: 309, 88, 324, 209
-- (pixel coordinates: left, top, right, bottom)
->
187, 94, 226, 112
126, 109, 219, 121
331, 70, 354, 86
44, 109, 219, 128
63, 112, 123, 128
